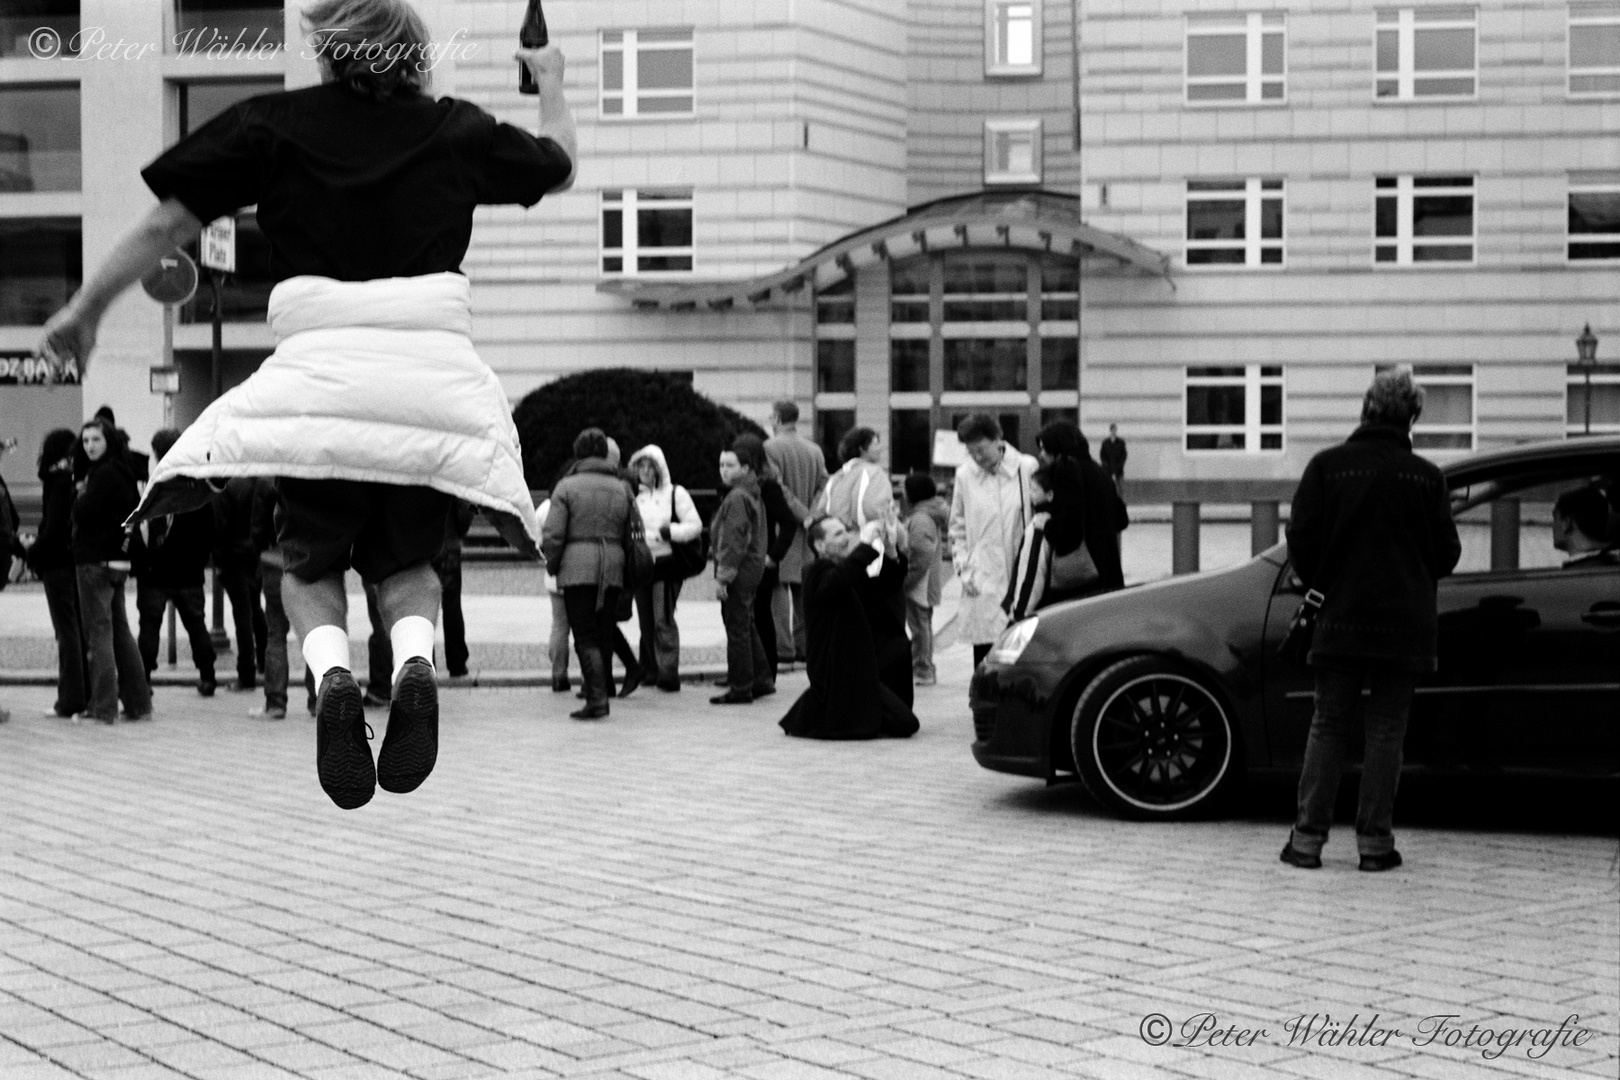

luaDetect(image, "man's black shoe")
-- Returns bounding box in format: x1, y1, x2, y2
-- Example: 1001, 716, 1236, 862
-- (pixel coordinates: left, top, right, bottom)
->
1279, 842, 1321, 869
655, 679, 681, 692
618, 666, 644, 699
315, 668, 373, 810
570, 702, 610, 720
751, 683, 776, 699
377, 658, 438, 795
551, 677, 572, 692
197, 677, 216, 697
1359, 850, 1403, 873
710, 690, 754, 705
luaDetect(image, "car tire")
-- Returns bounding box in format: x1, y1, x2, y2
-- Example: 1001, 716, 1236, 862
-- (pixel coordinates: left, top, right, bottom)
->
1070, 656, 1241, 820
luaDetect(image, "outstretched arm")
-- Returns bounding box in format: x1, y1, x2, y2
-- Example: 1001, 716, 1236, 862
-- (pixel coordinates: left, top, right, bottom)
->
518, 45, 577, 193
36, 197, 203, 377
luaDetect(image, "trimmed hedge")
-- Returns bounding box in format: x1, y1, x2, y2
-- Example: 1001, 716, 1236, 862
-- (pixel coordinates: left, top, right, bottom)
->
514, 369, 767, 493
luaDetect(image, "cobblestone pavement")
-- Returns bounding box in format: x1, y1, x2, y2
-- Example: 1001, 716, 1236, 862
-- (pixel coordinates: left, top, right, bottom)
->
1, 647, 1615, 1080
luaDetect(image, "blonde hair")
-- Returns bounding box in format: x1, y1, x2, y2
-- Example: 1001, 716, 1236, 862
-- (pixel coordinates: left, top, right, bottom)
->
302, 0, 433, 101
1362, 367, 1426, 428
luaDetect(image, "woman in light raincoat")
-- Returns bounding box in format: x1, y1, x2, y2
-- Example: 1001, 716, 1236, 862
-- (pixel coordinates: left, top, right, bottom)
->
947, 413, 1037, 667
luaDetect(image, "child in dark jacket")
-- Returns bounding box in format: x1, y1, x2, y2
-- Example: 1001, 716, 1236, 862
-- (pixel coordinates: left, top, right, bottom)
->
711, 435, 772, 704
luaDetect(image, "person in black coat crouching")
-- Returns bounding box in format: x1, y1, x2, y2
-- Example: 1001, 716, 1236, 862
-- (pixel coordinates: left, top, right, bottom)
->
136, 428, 218, 695
779, 516, 919, 740
1280, 368, 1461, 874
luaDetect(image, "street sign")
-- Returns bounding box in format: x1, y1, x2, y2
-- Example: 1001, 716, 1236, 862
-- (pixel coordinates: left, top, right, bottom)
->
932, 429, 969, 469
140, 250, 198, 306
199, 216, 236, 272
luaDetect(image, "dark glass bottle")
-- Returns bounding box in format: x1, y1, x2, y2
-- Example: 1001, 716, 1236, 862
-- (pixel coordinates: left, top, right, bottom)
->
517, 0, 549, 94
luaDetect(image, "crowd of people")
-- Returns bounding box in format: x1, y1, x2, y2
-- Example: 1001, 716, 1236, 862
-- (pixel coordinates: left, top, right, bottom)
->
2, 398, 1134, 742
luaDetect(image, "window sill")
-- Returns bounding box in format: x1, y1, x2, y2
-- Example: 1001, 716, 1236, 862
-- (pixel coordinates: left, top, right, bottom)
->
1370, 93, 1479, 104
984, 65, 1043, 79
1182, 98, 1289, 109
596, 112, 697, 122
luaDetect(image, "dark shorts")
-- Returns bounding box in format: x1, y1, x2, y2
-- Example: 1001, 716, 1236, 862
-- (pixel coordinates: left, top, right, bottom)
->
278, 479, 451, 584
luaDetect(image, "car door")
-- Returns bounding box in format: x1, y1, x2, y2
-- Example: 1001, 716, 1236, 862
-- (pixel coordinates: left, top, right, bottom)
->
1262, 470, 1620, 777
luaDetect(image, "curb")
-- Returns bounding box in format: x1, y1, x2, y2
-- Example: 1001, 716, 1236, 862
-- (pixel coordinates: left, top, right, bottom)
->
0, 665, 739, 690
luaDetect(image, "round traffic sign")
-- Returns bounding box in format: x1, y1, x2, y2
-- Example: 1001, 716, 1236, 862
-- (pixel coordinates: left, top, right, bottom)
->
141, 250, 199, 306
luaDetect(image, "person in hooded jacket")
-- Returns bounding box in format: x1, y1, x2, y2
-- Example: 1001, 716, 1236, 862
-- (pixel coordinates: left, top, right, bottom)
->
136, 428, 218, 696
27, 428, 86, 718
72, 418, 151, 723
627, 444, 702, 690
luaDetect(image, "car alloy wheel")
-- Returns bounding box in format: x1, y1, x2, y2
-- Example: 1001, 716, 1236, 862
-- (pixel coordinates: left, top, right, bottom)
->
1071, 656, 1238, 820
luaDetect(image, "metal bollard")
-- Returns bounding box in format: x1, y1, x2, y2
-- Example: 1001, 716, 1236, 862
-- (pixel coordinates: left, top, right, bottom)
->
1172, 501, 1200, 575
1490, 497, 1519, 572
1250, 500, 1280, 556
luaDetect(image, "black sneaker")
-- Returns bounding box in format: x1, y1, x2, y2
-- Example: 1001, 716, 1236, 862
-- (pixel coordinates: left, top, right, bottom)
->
1279, 841, 1322, 869
376, 657, 438, 795
1359, 850, 1403, 873
315, 668, 373, 810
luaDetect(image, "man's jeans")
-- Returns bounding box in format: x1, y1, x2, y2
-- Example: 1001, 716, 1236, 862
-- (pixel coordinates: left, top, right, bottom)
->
906, 598, 935, 681
548, 591, 571, 681
433, 549, 468, 675
721, 577, 770, 695
261, 563, 290, 711
1291, 666, 1418, 858
41, 566, 87, 716
771, 581, 806, 663
219, 556, 266, 684
636, 579, 683, 685
76, 564, 151, 720
136, 581, 215, 679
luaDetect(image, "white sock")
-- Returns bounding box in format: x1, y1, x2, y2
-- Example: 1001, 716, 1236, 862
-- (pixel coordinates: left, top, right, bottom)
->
302, 625, 351, 680
390, 616, 437, 687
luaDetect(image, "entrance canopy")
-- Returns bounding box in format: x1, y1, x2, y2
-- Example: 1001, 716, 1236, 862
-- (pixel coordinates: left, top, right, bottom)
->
596, 190, 1172, 311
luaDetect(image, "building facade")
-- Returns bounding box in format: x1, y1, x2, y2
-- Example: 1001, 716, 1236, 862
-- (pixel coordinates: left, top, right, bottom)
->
1, 0, 1617, 504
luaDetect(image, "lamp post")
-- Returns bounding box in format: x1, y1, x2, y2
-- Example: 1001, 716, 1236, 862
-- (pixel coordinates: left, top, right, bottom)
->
1576, 323, 1599, 436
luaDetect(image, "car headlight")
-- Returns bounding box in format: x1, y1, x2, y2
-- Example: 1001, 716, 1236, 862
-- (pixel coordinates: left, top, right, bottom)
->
988, 617, 1039, 665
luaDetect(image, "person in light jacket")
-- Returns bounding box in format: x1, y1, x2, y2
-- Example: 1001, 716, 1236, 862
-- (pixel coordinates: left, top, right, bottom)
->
948, 413, 1037, 668
627, 444, 702, 691
543, 429, 634, 720
1279, 368, 1461, 874
821, 426, 893, 546
763, 401, 827, 663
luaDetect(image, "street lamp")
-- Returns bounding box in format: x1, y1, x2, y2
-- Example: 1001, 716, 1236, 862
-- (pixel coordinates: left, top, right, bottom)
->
1576, 323, 1599, 436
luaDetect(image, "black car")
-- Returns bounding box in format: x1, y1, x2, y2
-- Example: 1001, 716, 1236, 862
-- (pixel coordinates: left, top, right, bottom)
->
970, 435, 1620, 819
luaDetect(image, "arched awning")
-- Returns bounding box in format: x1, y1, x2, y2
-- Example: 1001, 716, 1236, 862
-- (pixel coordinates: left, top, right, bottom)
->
596, 189, 1173, 311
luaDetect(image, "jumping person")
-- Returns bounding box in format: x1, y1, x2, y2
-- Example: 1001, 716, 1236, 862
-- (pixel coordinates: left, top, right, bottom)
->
36, 0, 577, 808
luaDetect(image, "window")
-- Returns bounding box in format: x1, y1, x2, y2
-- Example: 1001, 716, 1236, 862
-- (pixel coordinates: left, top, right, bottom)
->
179, 79, 284, 137
1378, 363, 1474, 450
173, 0, 285, 52
1375, 175, 1474, 264
0, 85, 79, 192
1185, 179, 1284, 266
945, 339, 1027, 392
0, 217, 81, 325
986, 1, 1041, 76
816, 277, 854, 324
1569, 2, 1620, 96
1186, 12, 1285, 104
1569, 176, 1620, 260
1568, 363, 1620, 435
601, 29, 694, 117
601, 189, 693, 275
891, 339, 930, 393
943, 256, 1026, 322
890, 260, 930, 323
816, 410, 855, 472
1375, 7, 1476, 99
817, 340, 855, 394
1040, 337, 1077, 391
984, 119, 1041, 186
1185, 365, 1284, 452
1, 1, 77, 58
890, 410, 933, 475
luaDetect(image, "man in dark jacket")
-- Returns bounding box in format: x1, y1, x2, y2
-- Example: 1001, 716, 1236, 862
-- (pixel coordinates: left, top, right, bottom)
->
1099, 423, 1127, 493
710, 436, 772, 704
433, 500, 477, 678
25, 428, 86, 717
135, 428, 217, 695
212, 476, 267, 690
1281, 368, 1461, 873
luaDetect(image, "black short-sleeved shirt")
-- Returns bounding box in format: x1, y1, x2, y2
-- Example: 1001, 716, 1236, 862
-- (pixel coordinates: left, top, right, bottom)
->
142, 82, 571, 282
